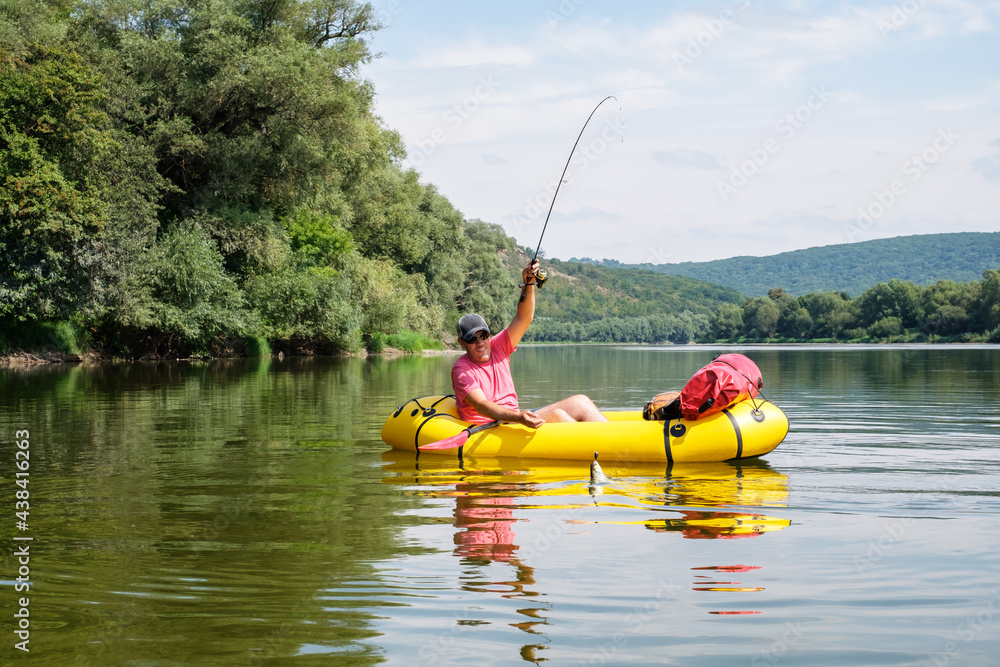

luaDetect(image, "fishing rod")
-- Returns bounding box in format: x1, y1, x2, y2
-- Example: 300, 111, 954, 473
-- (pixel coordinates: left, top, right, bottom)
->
519, 95, 624, 303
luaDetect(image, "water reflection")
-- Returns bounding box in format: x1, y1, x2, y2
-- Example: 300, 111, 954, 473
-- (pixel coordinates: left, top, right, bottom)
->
383, 453, 792, 649
640, 461, 790, 539
383, 453, 791, 540
692, 564, 763, 592
389, 465, 550, 662
693, 564, 766, 616
453, 478, 521, 563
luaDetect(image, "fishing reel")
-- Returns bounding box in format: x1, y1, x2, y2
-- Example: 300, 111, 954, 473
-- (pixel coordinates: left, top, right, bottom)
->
518, 267, 548, 302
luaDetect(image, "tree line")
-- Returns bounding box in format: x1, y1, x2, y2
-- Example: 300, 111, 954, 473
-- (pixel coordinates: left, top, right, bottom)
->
524, 312, 710, 344
519, 272, 1000, 345
705, 273, 1000, 343
1, 0, 518, 358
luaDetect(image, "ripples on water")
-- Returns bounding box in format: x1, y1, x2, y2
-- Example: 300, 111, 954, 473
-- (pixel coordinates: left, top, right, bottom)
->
3, 346, 1000, 665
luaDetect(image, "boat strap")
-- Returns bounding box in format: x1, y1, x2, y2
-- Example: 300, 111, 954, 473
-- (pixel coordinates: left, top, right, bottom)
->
721, 408, 744, 459
405, 395, 463, 454
395, 395, 455, 419
414, 412, 457, 452
663, 420, 677, 464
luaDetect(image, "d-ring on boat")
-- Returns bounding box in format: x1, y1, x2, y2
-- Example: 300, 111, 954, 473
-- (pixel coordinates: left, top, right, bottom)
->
381, 394, 789, 463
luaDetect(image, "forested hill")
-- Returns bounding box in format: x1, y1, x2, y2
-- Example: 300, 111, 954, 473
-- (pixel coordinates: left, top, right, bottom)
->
574, 233, 1000, 297
503, 253, 745, 344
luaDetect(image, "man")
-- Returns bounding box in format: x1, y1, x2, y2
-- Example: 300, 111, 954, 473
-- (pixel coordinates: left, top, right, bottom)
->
451, 259, 608, 428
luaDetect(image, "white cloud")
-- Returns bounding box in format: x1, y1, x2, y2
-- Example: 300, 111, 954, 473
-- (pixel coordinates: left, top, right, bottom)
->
362, 1, 1000, 262
409, 40, 536, 69
973, 139, 1000, 184
653, 149, 723, 171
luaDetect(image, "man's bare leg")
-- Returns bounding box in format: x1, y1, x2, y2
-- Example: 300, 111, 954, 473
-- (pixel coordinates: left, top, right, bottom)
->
533, 395, 609, 423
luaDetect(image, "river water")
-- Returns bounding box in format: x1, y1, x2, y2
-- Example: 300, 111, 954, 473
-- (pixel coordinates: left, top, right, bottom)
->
2, 345, 1000, 665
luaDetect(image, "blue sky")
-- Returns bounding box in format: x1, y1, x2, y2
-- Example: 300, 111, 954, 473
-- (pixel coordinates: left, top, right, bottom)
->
360, 1, 1000, 264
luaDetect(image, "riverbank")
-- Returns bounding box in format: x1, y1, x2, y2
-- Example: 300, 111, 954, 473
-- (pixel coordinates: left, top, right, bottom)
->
0, 319, 459, 366
1, 345, 462, 367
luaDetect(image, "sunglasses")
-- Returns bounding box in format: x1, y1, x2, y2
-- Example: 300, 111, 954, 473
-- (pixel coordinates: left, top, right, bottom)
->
464, 331, 491, 343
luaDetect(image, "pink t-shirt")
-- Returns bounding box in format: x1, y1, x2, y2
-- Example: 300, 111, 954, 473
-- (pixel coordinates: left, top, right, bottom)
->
451, 328, 519, 424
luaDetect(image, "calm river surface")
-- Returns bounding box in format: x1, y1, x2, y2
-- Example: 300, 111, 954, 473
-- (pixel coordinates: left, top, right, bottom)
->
3, 345, 1000, 665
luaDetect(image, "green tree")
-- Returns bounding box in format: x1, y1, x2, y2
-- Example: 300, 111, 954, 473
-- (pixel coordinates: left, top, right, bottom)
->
973, 269, 1000, 332
924, 304, 968, 336
709, 303, 743, 339
920, 279, 976, 336
455, 220, 517, 334
72, 0, 383, 216
771, 287, 811, 338
666, 311, 708, 343
112, 225, 249, 353
742, 298, 779, 338
780, 307, 813, 338
800, 291, 857, 338
284, 208, 353, 267
0, 44, 114, 320
857, 279, 921, 328
244, 265, 360, 351
868, 316, 902, 338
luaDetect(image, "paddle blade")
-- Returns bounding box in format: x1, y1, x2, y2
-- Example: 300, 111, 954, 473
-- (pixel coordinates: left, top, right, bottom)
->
419, 431, 471, 451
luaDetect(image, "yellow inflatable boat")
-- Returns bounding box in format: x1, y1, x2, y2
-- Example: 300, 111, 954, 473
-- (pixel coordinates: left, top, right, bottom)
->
381, 395, 789, 463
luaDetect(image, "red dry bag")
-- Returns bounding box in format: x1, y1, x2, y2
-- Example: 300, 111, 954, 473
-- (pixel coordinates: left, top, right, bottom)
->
679, 353, 763, 421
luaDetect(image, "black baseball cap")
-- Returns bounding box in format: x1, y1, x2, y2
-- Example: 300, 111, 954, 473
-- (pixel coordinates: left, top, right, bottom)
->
457, 313, 490, 342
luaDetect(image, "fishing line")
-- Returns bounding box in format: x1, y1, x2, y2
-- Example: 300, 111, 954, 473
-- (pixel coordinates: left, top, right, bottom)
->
520, 95, 624, 303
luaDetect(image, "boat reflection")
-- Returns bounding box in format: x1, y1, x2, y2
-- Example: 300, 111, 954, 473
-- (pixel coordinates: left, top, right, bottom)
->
383, 452, 791, 540
637, 460, 790, 539
381, 452, 791, 658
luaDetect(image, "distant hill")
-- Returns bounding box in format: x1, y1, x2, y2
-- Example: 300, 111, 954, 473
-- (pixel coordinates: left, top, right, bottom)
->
535, 256, 745, 320
571, 232, 1000, 297
502, 250, 745, 343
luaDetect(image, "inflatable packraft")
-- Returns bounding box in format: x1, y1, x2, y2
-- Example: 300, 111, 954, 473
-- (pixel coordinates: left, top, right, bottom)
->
381, 354, 787, 463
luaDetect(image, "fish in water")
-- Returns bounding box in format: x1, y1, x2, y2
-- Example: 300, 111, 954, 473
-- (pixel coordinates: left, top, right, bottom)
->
590, 451, 609, 484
